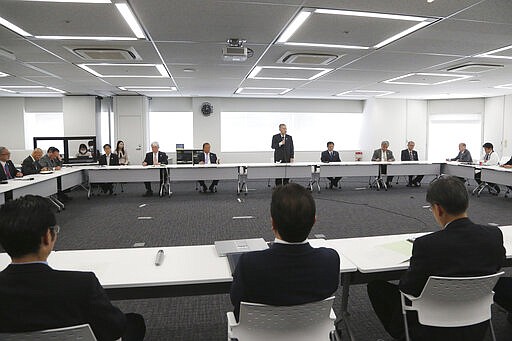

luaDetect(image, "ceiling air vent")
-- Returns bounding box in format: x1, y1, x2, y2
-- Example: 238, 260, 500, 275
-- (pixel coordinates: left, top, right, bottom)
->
446, 63, 503, 74
279, 52, 340, 65
68, 47, 141, 61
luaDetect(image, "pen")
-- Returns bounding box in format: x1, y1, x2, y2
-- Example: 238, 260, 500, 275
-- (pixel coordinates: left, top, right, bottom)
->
155, 249, 165, 266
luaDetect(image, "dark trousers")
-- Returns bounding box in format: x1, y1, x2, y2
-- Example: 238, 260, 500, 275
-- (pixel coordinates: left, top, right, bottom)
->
328, 177, 341, 187
494, 277, 512, 312
275, 178, 289, 186
123, 313, 146, 341
474, 172, 500, 192
367, 280, 490, 341
100, 183, 113, 193
198, 180, 219, 190
379, 165, 394, 184
408, 175, 424, 185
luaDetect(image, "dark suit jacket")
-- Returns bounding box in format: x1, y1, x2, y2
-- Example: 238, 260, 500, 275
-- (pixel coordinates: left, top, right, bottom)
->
230, 242, 340, 321
450, 149, 473, 163
321, 150, 341, 162
371, 149, 395, 161
401, 149, 419, 161
399, 217, 505, 297
0, 263, 126, 340
21, 156, 41, 175
197, 152, 217, 164
505, 157, 512, 166
271, 134, 294, 163
143, 151, 168, 165
0, 160, 20, 180
98, 153, 120, 166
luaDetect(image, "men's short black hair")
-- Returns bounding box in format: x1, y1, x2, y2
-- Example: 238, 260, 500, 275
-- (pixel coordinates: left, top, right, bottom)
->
327, 141, 334, 147
202, 142, 210, 149
47, 147, 59, 154
482, 142, 494, 149
0, 195, 56, 258
426, 176, 468, 215
103, 143, 111, 149
271, 183, 315, 242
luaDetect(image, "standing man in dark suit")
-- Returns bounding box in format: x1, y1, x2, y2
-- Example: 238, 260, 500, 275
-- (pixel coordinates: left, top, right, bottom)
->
321, 141, 342, 189
98, 144, 119, 195
371, 141, 395, 188
401, 141, 424, 187
0, 195, 146, 340
21, 148, 43, 175
0, 146, 23, 180
448, 142, 473, 163
142, 141, 168, 197
271, 123, 294, 186
367, 176, 505, 340
230, 183, 340, 321
197, 142, 219, 193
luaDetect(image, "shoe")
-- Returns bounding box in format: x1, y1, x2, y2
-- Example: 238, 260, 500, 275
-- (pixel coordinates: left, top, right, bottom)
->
143, 190, 153, 197
386, 182, 392, 188
202, 185, 208, 193
406, 183, 412, 187
329, 183, 333, 189
414, 182, 421, 187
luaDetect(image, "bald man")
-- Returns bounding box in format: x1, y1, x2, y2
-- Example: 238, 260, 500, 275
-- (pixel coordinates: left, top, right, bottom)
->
21, 148, 44, 175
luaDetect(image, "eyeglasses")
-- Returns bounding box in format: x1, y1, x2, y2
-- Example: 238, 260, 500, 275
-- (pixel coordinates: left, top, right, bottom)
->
49, 225, 60, 234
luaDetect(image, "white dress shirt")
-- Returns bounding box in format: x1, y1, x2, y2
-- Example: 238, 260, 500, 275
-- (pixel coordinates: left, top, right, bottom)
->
381, 150, 387, 161
274, 238, 309, 245
204, 153, 210, 164
482, 151, 499, 166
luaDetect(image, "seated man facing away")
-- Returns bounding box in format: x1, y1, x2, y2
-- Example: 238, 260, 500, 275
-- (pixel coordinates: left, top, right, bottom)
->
230, 183, 340, 321
21, 148, 44, 175
198, 142, 219, 193
0, 195, 146, 341
367, 176, 505, 341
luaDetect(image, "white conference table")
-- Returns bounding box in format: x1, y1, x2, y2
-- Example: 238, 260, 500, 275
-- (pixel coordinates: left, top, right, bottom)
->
481, 166, 512, 186
319, 161, 379, 177
386, 161, 442, 176
0, 240, 356, 300
441, 162, 477, 178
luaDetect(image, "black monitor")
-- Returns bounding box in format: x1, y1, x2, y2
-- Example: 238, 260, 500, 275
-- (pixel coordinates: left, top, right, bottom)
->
34, 136, 98, 164
176, 148, 203, 164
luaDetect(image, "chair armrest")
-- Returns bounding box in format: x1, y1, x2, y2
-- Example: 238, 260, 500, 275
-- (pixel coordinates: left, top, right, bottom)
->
329, 330, 343, 341
226, 312, 238, 328
330, 308, 337, 321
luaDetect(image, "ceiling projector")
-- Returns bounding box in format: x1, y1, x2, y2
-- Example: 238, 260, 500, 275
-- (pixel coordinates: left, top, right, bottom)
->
223, 38, 248, 62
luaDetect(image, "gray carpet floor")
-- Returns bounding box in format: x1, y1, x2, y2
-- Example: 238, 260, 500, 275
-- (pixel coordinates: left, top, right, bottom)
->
25, 177, 512, 340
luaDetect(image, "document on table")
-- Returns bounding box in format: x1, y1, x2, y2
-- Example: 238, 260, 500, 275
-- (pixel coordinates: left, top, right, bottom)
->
377, 240, 413, 264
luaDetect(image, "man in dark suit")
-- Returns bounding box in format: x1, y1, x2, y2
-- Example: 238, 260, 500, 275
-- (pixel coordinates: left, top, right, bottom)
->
142, 141, 168, 197
0, 195, 145, 340
98, 144, 120, 195
21, 148, 43, 175
367, 176, 505, 341
448, 142, 473, 163
400, 141, 424, 187
197, 142, 219, 193
271, 123, 294, 186
321, 141, 342, 189
499, 156, 512, 192
0, 146, 23, 180
38, 147, 63, 171
371, 141, 395, 188
230, 183, 340, 321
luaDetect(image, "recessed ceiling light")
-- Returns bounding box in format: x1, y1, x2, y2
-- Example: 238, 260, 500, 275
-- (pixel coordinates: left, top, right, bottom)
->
182, 68, 196, 73
0, 16, 31, 37
115, 3, 146, 39
235, 87, 293, 95
383, 73, 472, 85
0, 71, 10, 77
476, 45, 512, 60
118, 86, 177, 91
35, 36, 137, 41
494, 83, 512, 90
0, 85, 66, 94
276, 8, 436, 50
335, 90, 395, 97
77, 63, 170, 78
247, 66, 331, 81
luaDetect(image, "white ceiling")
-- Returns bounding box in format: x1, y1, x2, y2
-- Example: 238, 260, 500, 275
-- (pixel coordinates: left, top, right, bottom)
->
0, 0, 510, 99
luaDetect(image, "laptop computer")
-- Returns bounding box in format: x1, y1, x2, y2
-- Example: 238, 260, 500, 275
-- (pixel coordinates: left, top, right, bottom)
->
214, 238, 268, 257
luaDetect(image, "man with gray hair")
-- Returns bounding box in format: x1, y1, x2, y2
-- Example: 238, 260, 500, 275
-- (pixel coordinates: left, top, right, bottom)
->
142, 142, 168, 196
371, 141, 395, 188
0, 147, 23, 181
21, 148, 44, 175
401, 141, 423, 187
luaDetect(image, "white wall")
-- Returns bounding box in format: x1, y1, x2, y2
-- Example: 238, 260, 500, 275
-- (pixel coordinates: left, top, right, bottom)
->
63, 96, 96, 136
0, 98, 25, 150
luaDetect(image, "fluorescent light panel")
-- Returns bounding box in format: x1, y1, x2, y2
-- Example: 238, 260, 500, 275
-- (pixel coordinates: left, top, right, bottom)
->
494, 83, 512, 90
247, 66, 331, 81
115, 3, 146, 39
276, 7, 435, 50
336, 90, 395, 97
235, 87, 293, 95
119, 86, 176, 91
383, 73, 472, 85
22, 0, 111, 3
35, 36, 137, 41
0, 72, 10, 77
476, 45, 512, 60
78, 63, 169, 78
0, 86, 65, 94
0, 17, 31, 36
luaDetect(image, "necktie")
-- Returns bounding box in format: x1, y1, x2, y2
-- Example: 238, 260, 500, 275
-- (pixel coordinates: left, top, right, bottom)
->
153, 153, 158, 165
409, 151, 413, 160
329, 151, 333, 160
106, 155, 110, 166
382, 151, 387, 161
205, 154, 210, 164
4, 163, 12, 179
485, 153, 490, 161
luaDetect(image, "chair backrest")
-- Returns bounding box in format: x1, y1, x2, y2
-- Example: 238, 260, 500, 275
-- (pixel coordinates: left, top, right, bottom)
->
0, 324, 97, 341
234, 297, 335, 341
408, 272, 504, 327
